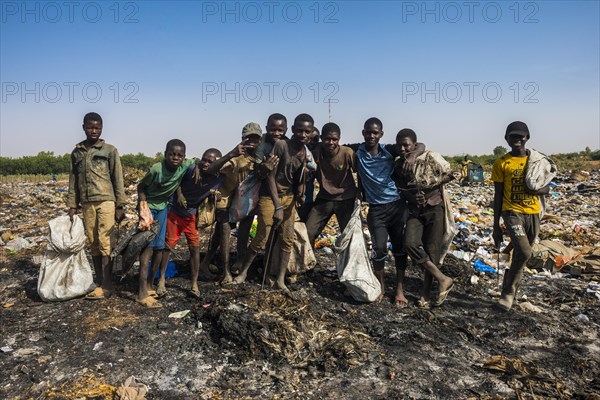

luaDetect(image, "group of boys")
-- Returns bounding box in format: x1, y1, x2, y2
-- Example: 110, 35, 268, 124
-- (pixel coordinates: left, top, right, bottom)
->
68, 112, 549, 312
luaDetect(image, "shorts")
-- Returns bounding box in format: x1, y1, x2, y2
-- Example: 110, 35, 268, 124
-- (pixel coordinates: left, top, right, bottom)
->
149, 207, 168, 249
81, 201, 116, 256
165, 211, 199, 248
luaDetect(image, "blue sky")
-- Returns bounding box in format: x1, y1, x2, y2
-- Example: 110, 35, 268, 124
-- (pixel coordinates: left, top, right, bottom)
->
1, 0, 599, 158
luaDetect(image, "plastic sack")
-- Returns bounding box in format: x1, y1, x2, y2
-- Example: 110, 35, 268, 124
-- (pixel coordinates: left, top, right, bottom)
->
229, 173, 260, 223
197, 196, 216, 229
525, 149, 557, 191
37, 215, 94, 302
334, 201, 381, 302
269, 218, 317, 276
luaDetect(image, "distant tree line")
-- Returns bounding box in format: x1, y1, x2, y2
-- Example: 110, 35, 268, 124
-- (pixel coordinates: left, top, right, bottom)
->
1, 148, 598, 176
0, 151, 161, 175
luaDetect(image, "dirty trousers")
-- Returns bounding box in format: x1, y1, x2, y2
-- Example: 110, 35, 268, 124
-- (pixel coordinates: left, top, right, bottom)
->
501, 211, 540, 300
305, 197, 355, 246
250, 195, 295, 254
366, 199, 408, 262
404, 203, 444, 265
82, 201, 115, 256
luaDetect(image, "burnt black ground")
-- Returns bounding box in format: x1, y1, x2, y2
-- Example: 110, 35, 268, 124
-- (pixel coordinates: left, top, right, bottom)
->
1, 249, 599, 399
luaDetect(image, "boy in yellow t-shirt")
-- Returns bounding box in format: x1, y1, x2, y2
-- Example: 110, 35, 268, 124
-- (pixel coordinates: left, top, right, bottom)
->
492, 121, 549, 311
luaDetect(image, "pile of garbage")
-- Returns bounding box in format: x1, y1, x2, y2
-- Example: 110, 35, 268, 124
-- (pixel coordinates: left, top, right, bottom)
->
444, 170, 600, 280
209, 291, 373, 370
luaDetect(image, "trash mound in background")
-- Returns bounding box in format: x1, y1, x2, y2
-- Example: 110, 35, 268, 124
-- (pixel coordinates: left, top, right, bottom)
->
209, 291, 374, 370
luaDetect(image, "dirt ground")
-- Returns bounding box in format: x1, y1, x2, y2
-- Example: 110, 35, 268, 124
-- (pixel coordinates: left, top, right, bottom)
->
1, 179, 599, 399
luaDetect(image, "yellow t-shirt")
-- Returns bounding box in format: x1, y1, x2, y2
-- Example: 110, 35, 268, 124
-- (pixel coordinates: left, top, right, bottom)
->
216, 155, 254, 209
492, 154, 540, 214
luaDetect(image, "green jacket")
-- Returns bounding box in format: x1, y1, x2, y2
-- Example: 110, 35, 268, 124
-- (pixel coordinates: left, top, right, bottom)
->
67, 139, 126, 209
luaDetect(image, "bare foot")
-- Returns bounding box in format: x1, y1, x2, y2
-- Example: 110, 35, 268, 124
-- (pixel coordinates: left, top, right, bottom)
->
394, 294, 408, 308
230, 261, 242, 275
156, 279, 167, 297
233, 273, 247, 284
221, 273, 234, 285
137, 296, 162, 308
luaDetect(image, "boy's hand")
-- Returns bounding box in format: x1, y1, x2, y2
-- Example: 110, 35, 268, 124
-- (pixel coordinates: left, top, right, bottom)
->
295, 193, 305, 209
415, 191, 426, 206
233, 142, 245, 157
262, 154, 279, 172
209, 189, 222, 202
256, 154, 280, 180
525, 185, 550, 196
402, 153, 417, 175
68, 208, 77, 222
115, 207, 126, 222
177, 192, 187, 208
138, 201, 153, 230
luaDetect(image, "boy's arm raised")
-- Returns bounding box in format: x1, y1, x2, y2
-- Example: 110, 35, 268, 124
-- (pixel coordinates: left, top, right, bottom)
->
204, 142, 245, 176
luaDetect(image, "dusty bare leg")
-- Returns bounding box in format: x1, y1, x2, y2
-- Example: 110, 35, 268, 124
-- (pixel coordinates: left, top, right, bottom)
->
274, 250, 291, 292
189, 246, 200, 294
232, 248, 258, 284
199, 225, 220, 279
148, 249, 163, 290
394, 256, 408, 307
373, 259, 385, 302
138, 247, 153, 300
155, 249, 170, 295
419, 271, 433, 306
420, 260, 452, 291
232, 216, 253, 274
220, 221, 233, 284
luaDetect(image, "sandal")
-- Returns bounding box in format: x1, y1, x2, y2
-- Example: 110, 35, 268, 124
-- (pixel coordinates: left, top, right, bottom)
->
189, 288, 201, 299
137, 296, 162, 309
434, 280, 455, 307
394, 295, 409, 308
85, 287, 111, 300
416, 298, 431, 309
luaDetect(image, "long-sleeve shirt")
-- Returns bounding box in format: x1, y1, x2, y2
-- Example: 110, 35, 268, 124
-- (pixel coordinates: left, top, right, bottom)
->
67, 139, 125, 209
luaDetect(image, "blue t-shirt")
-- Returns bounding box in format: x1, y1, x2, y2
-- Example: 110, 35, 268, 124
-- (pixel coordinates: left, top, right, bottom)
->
355, 143, 401, 205
169, 164, 222, 217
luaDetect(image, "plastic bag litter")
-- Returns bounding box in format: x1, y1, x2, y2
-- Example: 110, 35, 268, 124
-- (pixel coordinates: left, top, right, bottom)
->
334, 201, 381, 302
4, 237, 33, 251
37, 215, 94, 302
229, 173, 260, 223
115, 375, 148, 400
